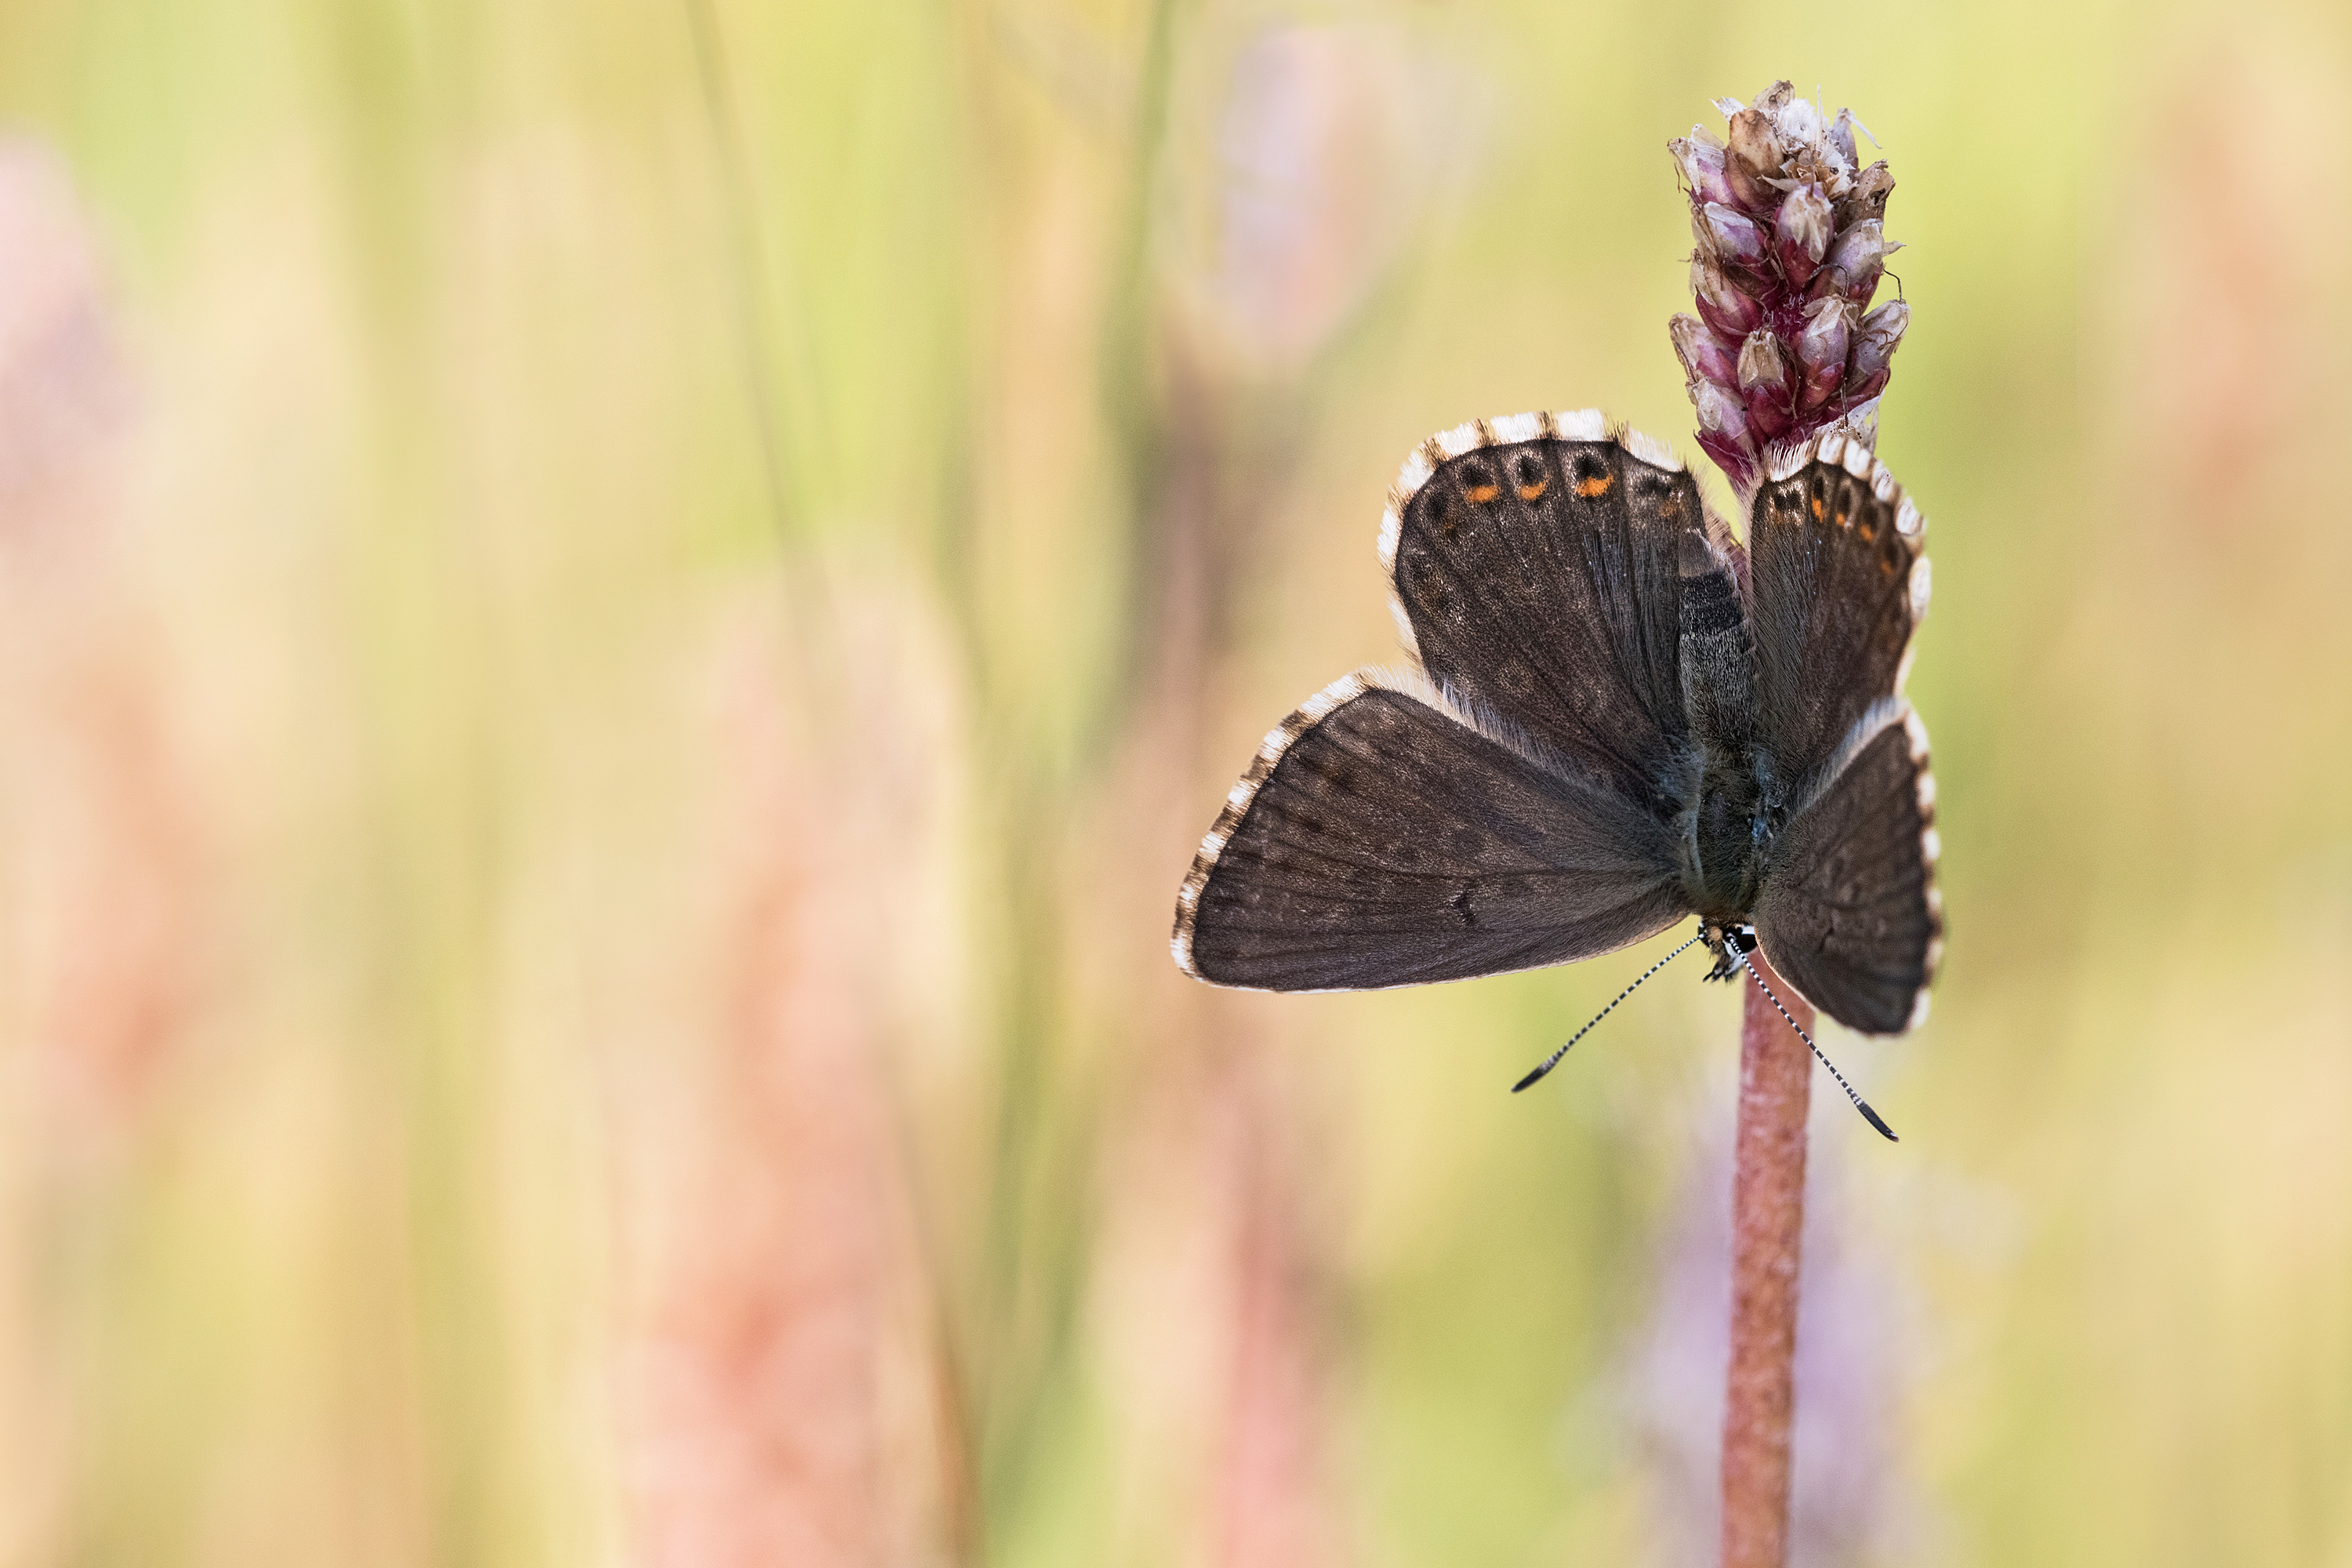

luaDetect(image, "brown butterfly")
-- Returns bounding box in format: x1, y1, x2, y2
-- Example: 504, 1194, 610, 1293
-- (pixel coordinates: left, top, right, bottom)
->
1172, 412, 1940, 1047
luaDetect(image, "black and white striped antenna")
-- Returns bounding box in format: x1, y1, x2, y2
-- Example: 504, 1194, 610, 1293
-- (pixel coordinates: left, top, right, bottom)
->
1512, 930, 1706, 1093
1726, 934, 1900, 1142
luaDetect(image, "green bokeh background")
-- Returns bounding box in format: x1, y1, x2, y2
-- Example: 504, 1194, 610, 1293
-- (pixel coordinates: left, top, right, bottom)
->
0, 0, 2346, 1564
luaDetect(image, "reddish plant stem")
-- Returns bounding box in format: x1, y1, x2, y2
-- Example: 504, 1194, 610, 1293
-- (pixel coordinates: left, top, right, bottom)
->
1719, 945, 1813, 1568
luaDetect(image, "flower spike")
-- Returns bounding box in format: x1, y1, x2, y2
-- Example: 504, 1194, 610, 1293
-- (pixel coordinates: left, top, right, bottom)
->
1668, 82, 1907, 494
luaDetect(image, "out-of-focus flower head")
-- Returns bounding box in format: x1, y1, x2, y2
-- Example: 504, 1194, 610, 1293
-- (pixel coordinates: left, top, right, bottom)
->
1621, 1104, 1931, 1566
0, 140, 130, 557
1165, 22, 1482, 378
1668, 82, 1906, 494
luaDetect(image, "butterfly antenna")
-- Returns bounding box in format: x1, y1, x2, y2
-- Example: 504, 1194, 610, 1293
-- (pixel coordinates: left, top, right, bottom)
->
1730, 942, 1900, 1142
1512, 931, 1705, 1094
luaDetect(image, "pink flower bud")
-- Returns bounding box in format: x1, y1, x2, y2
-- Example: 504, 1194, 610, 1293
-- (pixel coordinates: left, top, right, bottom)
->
1724, 109, 1783, 210
1737, 329, 1793, 439
1697, 433, 1755, 489
1773, 184, 1833, 286
1813, 218, 1886, 304
1670, 313, 1739, 388
1694, 377, 1751, 446
1794, 296, 1853, 412
1779, 97, 1820, 140
1847, 162, 1893, 224
1696, 201, 1769, 271
1828, 108, 1859, 171
1844, 299, 1909, 400
1690, 252, 1763, 336
1735, 328, 1787, 393
1670, 132, 1737, 209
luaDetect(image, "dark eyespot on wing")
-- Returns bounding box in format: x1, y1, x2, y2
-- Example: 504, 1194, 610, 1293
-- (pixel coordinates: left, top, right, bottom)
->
1174, 681, 1692, 992
1754, 707, 1942, 1034
1510, 449, 1548, 500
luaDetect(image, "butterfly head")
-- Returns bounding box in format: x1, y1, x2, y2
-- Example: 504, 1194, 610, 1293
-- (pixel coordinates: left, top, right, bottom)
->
1699, 920, 1759, 982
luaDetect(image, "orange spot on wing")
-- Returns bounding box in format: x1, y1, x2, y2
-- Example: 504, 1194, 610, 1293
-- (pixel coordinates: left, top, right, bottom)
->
1879, 557, 1896, 576
1859, 521, 1876, 541
1809, 495, 1824, 520
1517, 478, 1548, 500
1465, 482, 1501, 503
1573, 474, 1613, 498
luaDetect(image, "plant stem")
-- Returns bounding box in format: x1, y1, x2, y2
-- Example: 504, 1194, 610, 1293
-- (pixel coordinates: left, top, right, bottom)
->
1719, 945, 1813, 1568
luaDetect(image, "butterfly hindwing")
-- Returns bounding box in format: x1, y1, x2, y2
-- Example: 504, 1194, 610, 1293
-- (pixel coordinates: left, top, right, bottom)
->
1754, 702, 1944, 1034
1386, 414, 1704, 818
1744, 433, 1930, 795
1174, 674, 1690, 992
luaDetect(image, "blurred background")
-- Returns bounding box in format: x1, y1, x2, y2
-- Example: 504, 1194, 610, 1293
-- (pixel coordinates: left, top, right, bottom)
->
0, 0, 2345, 1564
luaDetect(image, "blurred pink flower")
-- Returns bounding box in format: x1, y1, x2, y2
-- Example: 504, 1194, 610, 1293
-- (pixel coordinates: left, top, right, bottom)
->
623, 590, 959, 1568
1091, 1029, 1346, 1568
1169, 23, 1480, 376
0, 139, 195, 1147
0, 141, 132, 556
1622, 1100, 1927, 1567
2123, 53, 2335, 515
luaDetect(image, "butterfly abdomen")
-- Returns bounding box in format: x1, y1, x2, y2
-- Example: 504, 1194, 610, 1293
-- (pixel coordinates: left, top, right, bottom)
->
1675, 547, 1776, 920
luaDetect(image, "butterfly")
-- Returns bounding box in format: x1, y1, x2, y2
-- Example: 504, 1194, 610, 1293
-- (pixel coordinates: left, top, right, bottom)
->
1170, 409, 1941, 1039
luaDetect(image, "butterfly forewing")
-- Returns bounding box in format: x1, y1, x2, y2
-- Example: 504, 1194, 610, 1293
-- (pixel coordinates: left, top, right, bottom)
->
1738, 435, 1940, 1033
1175, 677, 1689, 992
1755, 706, 1943, 1033
1745, 440, 1929, 795
1388, 417, 1703, 815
